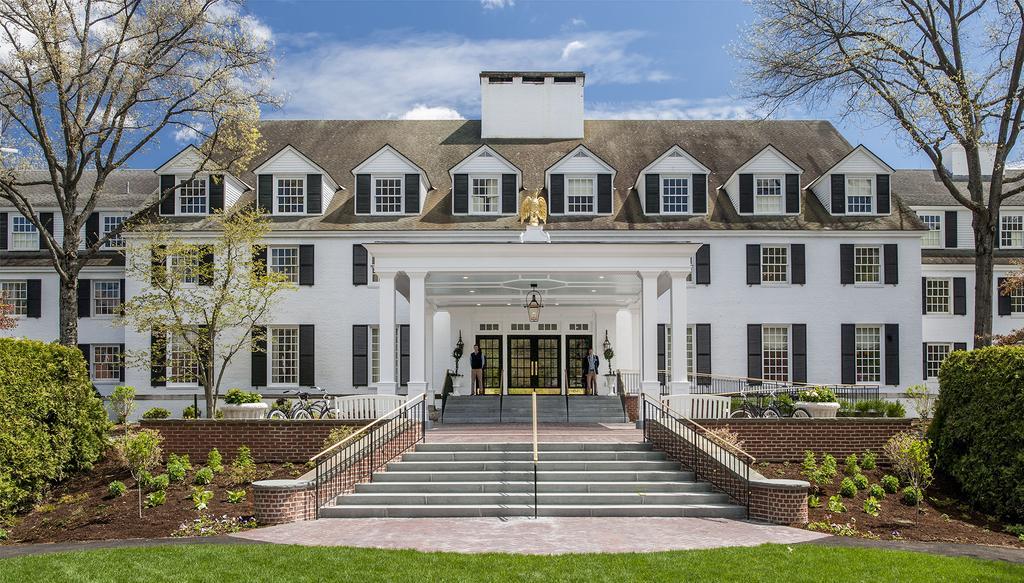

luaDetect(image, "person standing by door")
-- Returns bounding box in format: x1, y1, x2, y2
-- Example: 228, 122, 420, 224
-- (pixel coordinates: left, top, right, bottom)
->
470, 344, 486, 395
582, 347, 600, 395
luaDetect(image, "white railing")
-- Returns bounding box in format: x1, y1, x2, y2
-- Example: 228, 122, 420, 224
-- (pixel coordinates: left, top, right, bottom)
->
618, 369, 641, 395
332, 395, 408, 421
661, 394, 731, 419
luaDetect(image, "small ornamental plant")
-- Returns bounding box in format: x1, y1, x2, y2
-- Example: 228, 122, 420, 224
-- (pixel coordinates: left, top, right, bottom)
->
808, 494, 822, 508
797, 387, 837, 403
869, 484, 886, 500
901, 486, 924, 506
145, 490, 166, 508
192, 487, 214, 511
224, 388, 263, 405
141, 407, 171, 420
108, 481, 127, 498
860, 451, 877, 471
863, 496, 882, 517
182, 405, 199, 419
844, 454, 861, 476
109, 385, 136, 424
207, 448, 223, 473
113, 428, 163, 518
820, 454, 839, 481
194, 467, 214, 486
884, 432, 934, 512
226, 489, 247, 504
881, 474, 900, 494
839, 477, 857, 498
853, 474, 869, 491
827, 495, 846, 513
167, 453, 192, 483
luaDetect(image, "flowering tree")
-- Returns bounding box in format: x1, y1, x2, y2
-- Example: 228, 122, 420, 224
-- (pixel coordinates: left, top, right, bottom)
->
995, 264, 1024, 344
0, 293, 16, 330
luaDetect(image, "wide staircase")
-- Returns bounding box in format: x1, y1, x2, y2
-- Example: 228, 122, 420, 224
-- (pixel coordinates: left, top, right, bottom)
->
441, 395, 626, 424
318, 441, 746, 518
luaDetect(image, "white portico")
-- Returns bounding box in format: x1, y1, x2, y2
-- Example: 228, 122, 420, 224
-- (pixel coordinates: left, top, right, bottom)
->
365, 240, 701, 401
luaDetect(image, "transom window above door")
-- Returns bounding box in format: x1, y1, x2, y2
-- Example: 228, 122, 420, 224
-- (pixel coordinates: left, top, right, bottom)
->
178, 178, 208, 215
374, 177, 404, 214
471, 176, 500, 214
661, 176, 689, 213
275, 176, 305, 214
566, 176, 596, 214
755, 176, 783, 214
846, 176, 874, 214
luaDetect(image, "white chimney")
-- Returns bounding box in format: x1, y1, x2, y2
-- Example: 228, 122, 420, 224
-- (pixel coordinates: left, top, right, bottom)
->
480, 72, 584, 139
941, 142, 999, 176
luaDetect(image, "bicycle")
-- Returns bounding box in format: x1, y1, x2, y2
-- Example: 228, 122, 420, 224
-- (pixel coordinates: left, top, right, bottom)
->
266, 386, 338, 419
729, 385, 812, 418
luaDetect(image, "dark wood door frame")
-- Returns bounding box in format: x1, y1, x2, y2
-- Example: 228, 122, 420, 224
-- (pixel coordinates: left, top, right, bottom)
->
506, 334, 562, 395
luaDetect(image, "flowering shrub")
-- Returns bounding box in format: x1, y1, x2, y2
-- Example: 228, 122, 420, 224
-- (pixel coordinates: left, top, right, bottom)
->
796, 387, 837, 403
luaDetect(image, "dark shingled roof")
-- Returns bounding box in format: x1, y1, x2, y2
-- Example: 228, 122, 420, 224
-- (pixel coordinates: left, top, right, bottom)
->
922, 249, 1024, 265
9, 169, 158, 210
894, 169, 1024, 207
0, 251, 125, 268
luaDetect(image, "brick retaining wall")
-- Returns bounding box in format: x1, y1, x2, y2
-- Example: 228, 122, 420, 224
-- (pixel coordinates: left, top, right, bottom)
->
699, 418, 914, 462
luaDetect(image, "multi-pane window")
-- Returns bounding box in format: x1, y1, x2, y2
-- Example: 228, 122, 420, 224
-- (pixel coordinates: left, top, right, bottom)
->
1010, 285, 1024, 314
370, 326, 380, 384
846, 177, 874, 213
924, 343, 952, 380
92, 280, 122, 316
270, 327, 299, 385
566, 176, 596, 214
755, 176, 783, 214
924, 278, 951, 314
269, 247, 299, 283
102, 215, 127, 248
854, 246, 881, 284
169, 254, 199, 285
686, 325, 695, 378
167, 331, 200, 384
374, 177, 404, 214
92, 345, 121, 381
919, 213, 942, 248
665, 324, 672, 379
471, 177, 500, 214
276, 177, 305, 214
854, 325, 882, 383
1001, 214, 1024, 248
762, 325, 790, 382
0, 281, 27, 315
10, 216, 37, 250
662, 176, 689, 213
761, 245, 789, 283
178, 178, 208, 215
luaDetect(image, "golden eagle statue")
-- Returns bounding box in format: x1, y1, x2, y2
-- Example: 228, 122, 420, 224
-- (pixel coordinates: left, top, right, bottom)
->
518, 189, 548, 227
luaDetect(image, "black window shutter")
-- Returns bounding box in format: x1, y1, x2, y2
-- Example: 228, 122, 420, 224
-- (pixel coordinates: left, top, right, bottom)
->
953, 277, 967, 315
695, 244, 711, 285
841, 324, 856, 384
549, 174, 565, 214
352, 325, 369, 387
78, 344, 90, 374
299, 325, 315, 386
747, 324, 762, 384
597, 174, 612, 214
118, 343, 126, 382
692, 174, 707, 214
921, 277, 928, 315
198, 246, 214, 286
831, 174, 846, 214
997, 278, 1012, 315
299, 245, 315, 286
657, 324, 666, 385
695, 323, 712, 386
785, 174, 800, 213
85, 212, 100, 248
160, 175, 176, 215
251, 326, 267, 387
151, 329, 166, 387
791, 244, 806, 285
399, 324, 410, 386
26, 279, 41, 318
306, 174, 322, 214
884, 324, 900, 386
77, 279, 91, 318
352, 244, 368, 286
840, 244, 855, 284
944, 211, 958, 248
792, 324, 807, 384
883, 244, 898, 285
645, 174, 660, 214
745, 244, 761, 285
953, 342, 967, 352
922, 342, 929, 380
453, 173, 469, 214
404, 174, 419, 214
501, 174, 517, 214
151, 245, 166, 286
39, 212, 53, 250
0, 212, 7, 250
252, 245, 267, 278
209, 175, 224, 212
257, 174, 273, 214
739, 174, 754, 214
356, 174, 371, 214
119, 279, 125, 307
876, 174, 891, 214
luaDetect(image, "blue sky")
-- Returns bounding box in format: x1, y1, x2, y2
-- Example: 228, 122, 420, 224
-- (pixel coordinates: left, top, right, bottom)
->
141, 0, 926, 168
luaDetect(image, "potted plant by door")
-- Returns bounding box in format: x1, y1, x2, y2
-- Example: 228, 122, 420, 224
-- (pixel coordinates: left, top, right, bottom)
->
602, 341, 617, 395
221, 388, 268, 419
795, 387, 840, 418
450, 332, 466, 394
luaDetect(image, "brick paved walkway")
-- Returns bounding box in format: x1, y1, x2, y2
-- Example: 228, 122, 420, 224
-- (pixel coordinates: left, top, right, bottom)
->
231, 517, 827, 554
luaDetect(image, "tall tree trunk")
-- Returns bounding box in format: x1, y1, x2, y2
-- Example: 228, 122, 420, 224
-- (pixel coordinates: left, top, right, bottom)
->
58, 272, 79, 347
973, 213, 997, 348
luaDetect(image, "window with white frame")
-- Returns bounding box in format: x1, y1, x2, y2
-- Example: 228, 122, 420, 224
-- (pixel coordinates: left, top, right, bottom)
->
918, 213, 943, 248
924, 343, 952, 379
755, 176, 784, 214
370, 326, 380, 384
566, 176, 596, 214
1010, 285, 1024, 314
762, 325, 790, 382
0, 281, 27, 315
511, 323, 530, 331
102, 215, 127, 248
761, 245, 789, 284
661, 176, 689, 213
167, 330, 199, 385
269, 247, 299, 284
471, 176, 500, 214
92, 345, 121, 381
169, 254, 199, 285
374, 177, 404, 214
665, 325, 672, 379
846, 176, 874, 214
854, 246, 881, 284
1001, 213, 1024, 248
10, 216, 37, 250
270, 327, 299, 385
178, 178, 208, 215
854, 325, 882, 383
92, 280, 121, 316
686, 325, 695, 378
924, 278, 951, 314
275, 177, 305, 214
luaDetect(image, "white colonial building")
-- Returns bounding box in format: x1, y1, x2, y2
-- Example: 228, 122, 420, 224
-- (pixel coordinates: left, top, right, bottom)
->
2, 71, 1018, 417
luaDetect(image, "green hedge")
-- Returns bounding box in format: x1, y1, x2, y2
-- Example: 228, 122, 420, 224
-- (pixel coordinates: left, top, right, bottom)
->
929, 346, 1024, 522
0, 338, 108, 516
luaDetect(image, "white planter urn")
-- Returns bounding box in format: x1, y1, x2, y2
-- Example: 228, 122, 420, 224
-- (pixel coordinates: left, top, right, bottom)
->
450, 375, 464, 396
795, 401, 840, 418
221, 402, 269, 419
604, 374, 618, 396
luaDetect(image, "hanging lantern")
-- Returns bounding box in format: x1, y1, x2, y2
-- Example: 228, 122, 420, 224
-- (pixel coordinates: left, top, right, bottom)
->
524, 283, 544, 323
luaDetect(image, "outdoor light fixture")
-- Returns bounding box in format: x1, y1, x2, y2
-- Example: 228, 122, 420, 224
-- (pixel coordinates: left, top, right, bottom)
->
524, 283, 544, 322
603, 330, 611, 353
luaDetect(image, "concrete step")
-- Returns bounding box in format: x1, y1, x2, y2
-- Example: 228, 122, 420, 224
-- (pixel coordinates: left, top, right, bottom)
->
400, 451, 665, 462
414, 442, 651, 453
371, 470, 696, 482
386, 460, 681, 472
333, 491, 730, 506
319, 503, 747, 519
354, 481, 713, 494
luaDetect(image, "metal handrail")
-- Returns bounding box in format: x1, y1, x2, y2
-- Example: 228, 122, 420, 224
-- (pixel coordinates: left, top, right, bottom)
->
564, 368, 570, 422
310, 393, 424, 462
531, 388, 539, 519
662, 403, 756, 464
440, 372, 454, 423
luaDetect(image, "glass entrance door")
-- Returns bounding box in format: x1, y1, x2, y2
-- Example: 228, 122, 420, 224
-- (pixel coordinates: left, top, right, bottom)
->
474, 335, 502, 395
566, 335, 593, 395
507, 335, 562, 395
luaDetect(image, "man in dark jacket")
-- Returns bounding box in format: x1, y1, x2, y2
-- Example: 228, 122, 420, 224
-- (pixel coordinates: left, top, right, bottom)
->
582, 348, 599, 395
470, 344, 486, 395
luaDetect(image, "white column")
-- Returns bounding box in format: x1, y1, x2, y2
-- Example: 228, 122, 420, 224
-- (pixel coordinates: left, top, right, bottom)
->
406, 271, 428, 398
424, 304, 435, 400
434, 310, 452, 392
377, 270, 398, 395
640, 270, 662, 398
615, 308, 633, 370
669, 271, 690, 394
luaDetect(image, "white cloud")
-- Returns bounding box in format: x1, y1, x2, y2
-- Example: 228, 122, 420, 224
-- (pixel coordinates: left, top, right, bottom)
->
480, 0, 514, 9
561, 40, 586, 60
173, 123, 205, 144
400, 105, 465, 120
586, 97, 760, 120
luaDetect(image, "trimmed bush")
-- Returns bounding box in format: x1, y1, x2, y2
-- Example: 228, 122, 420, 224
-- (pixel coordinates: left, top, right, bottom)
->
869, 483, 886, 499
929, 346, 1024, 522
0, 338, 108, 516
141, 407, 171, 420
207, 449, 223, 474
108, 481, 127, 497
839, 477, 857, 498
194, 467, 214, 486
881, 474, 900, 494
901, 486, 923, 506
853, 474, 869, 491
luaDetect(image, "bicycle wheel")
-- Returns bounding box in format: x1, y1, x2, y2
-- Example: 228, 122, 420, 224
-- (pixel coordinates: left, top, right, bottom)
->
792, 407, 812, 418
730, 407, 754, 419
762, 406, 782, 419
267, 410, 287, 420
292, 408, 312, 420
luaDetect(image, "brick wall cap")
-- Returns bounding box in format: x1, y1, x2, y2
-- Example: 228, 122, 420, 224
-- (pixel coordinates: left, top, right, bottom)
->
140, 419, 364, 426
751, 478, 809, 490
704, 418, 913, 425
253, 479, 311, 491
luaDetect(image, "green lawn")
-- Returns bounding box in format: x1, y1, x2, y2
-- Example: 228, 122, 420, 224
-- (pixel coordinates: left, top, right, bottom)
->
1, 543, 1020, 582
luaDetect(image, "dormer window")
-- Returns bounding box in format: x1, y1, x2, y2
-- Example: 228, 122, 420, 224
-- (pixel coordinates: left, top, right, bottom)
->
178, 177, 208, 215
566, 176, 596, 214
471, 176, 500, 214
374, 176, 404, 214
846, 176, 875, 214
275, 176, 306, 214
661, 176, 689, 214
755, 176, 784, 214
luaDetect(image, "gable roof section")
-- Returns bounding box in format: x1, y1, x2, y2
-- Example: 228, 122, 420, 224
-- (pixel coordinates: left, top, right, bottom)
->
545, 144, 616, 176
806, 144, 894, 190
724, 144, 804, 187
448, 145, 521, 176
351, 144, 432, 189
253, 143, 341, 192
632, 145, 711, 189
